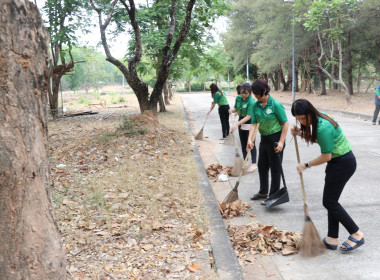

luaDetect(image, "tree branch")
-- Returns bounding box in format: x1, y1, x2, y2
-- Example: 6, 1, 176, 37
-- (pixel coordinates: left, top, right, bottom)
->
120, 0, 143, 69
162, 0, 179, 57
166, 0, 196, 66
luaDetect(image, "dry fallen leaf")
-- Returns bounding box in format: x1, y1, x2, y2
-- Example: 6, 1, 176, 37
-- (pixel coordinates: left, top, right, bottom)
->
188, 262, 201, 273
193, 230, 203, 242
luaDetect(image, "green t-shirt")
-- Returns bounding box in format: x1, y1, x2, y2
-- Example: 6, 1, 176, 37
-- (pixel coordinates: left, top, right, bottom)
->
248, 95, 288, 136
316, 116, 351, 158
213, 91, 229, 106
234, 95, 255, 117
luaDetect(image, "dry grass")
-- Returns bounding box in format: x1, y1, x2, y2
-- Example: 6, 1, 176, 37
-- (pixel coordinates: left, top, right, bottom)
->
49, 92, 217, 279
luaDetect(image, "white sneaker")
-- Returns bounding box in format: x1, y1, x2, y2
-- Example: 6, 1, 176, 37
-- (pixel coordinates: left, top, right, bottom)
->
246, 164, 258, 173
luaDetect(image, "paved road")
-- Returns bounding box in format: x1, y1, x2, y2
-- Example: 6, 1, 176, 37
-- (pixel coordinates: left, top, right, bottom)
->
182, 92, 380, 280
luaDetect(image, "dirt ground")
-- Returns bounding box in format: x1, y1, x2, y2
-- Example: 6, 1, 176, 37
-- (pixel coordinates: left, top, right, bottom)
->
49, 94, 218, 279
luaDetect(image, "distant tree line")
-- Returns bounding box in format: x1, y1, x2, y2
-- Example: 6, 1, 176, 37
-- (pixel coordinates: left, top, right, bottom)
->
222, 0, 380, 102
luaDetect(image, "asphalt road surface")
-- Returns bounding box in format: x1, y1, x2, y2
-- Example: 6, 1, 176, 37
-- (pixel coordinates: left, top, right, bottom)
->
182, 92, 380, 280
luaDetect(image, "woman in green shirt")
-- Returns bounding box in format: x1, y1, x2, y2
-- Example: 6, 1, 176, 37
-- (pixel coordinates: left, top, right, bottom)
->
231, 82, 257, 173
247, 79, 289, 202
291, 99, 364, 252
208, 83, 230, 140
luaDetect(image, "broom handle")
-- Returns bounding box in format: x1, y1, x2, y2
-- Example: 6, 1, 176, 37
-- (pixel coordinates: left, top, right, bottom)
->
234, 124, 260, 188
201, 114, 209, 129
294, 134, 310, 217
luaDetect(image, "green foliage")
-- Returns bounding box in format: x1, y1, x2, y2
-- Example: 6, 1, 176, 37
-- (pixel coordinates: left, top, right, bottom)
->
110, 95, 126, 104
119, 117, 147, 136
190, 82, 204, 91
234, 75, 245, 87
62, 46, 121, 91
78, 96, 91, 105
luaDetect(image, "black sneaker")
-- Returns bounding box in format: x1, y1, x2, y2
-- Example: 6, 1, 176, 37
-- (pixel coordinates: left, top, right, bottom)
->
250, 193, 268, 200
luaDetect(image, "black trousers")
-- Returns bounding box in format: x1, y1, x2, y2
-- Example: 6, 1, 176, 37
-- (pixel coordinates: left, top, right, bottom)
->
238, 122, 256, 164
218, 105, 230, 138
257, 131, 284, 196
372, 105, 380, 123
323, 151, 359, 238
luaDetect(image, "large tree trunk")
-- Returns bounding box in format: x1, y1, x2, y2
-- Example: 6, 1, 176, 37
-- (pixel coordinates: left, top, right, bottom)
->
0, 1, 66, 279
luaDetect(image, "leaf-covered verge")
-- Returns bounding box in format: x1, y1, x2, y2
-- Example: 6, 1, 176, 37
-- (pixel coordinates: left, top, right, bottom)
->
49, 94, 218, 279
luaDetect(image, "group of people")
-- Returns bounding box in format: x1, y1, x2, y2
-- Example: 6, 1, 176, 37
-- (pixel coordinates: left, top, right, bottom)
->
206, 79, 364, 252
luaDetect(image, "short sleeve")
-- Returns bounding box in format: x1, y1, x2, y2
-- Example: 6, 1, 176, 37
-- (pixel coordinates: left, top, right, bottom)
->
318, 125, 334, 154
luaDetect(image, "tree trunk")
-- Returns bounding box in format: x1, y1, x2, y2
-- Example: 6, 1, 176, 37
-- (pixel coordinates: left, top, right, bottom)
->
356, 54, 362, 94
0, 1, 66, 279
300, 77, 307, 92
159, 94, 166, 112
168, 81, 174, 100
345, 31, 354, 95
315, 59, 326, 95
164, 82, 170, 105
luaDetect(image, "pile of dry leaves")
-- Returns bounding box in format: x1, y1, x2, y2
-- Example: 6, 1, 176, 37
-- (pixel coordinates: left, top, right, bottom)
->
206, 164, 232, 182
218, 200, 252, 219
227, 222, 302, 259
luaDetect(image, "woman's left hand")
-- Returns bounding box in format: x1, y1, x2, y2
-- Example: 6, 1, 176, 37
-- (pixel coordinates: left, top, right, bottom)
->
296, 163, 306, 174
274, 141, 284, 153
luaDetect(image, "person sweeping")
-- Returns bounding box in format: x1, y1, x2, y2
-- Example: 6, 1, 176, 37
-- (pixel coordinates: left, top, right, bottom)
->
291, 99, 365, 252
207, 83, 230, 140
231, 82, 257, 173
247, 79, 289, 204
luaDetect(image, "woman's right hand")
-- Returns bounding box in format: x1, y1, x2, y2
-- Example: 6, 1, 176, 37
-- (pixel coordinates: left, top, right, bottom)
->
247, 140, 254, 151
291, 125, 300, 136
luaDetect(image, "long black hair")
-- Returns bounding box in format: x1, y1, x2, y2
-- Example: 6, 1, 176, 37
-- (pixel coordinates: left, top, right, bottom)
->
210, 83, 221, 98
291, 99, 338, 143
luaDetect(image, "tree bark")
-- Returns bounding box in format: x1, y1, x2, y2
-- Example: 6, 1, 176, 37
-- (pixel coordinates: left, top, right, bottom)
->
345, 31, 354, 95
164, 82, 170, 105
0, 1, 66, 279
356, 54, 362, 94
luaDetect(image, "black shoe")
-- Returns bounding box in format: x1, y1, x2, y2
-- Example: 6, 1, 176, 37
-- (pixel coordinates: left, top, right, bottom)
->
250, 193, 268, 200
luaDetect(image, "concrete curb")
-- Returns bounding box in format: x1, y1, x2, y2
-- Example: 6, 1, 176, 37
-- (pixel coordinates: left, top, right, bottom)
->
180, 100, 245, 280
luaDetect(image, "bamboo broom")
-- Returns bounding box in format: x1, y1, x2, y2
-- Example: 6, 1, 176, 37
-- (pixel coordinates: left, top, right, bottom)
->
195, 114, 208, 140
294, 134, 325, 257
223, 124, 259, 203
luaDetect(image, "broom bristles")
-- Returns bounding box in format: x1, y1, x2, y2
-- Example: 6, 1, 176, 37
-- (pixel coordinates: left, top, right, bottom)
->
223, 189, 238, 203
194, 129, 203, 140
231, 154, 243, 176
223, 133, 235, 145
301, 217, 325, 257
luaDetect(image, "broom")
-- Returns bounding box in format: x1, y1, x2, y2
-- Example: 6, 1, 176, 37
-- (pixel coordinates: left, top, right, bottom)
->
294, 135, 325, 257
223, 115, 236, 146
230, 133, 243, 177
223, 124, 259, 203
195, 114, 208, 140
